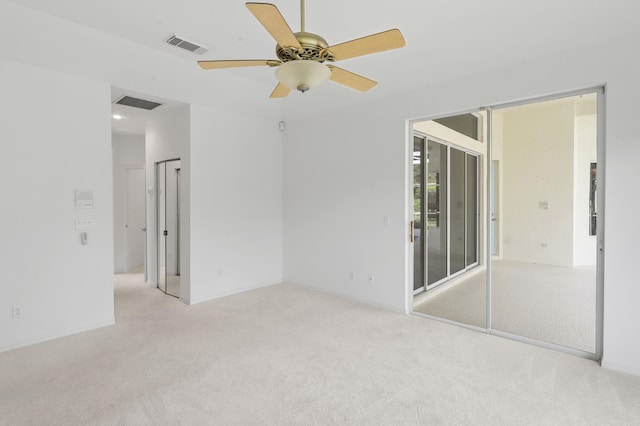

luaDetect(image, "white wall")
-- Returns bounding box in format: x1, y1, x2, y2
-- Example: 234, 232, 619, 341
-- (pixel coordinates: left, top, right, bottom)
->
145, 105, 191, 302
501, 101, 576, 266
189, 104, 283, 304
0, 59, 114, 351
112, 133, 145, 273
283, 105, 407, 312
282, 32, 640, 376
144, 102, 283, 305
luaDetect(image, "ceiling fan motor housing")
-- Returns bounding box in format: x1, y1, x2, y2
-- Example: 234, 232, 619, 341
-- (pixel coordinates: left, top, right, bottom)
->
276, 31, 335, 63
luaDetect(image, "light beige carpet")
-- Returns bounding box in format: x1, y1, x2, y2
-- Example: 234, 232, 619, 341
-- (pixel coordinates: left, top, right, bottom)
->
414, 260, 596, 353
1, 273, 639, 425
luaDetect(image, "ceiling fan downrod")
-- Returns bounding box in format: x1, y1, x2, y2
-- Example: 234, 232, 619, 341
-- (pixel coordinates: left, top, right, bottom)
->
300, 0, 305, 32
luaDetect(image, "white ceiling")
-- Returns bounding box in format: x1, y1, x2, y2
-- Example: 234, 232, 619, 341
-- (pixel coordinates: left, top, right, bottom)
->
1, 0, 639, 132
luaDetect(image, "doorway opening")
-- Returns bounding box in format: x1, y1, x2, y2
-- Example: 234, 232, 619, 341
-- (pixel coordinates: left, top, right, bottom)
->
409, 88, 604, 359
112, 133, 146, 277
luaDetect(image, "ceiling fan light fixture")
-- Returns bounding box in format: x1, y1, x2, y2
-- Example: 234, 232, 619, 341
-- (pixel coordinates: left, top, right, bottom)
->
275, 60, 331, 93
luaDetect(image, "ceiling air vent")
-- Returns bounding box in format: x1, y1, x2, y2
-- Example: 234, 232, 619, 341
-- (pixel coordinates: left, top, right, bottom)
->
114, 95, 163, 111
165, 34, 209, 55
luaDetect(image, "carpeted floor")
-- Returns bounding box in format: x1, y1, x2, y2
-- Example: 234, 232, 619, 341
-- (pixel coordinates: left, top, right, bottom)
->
1, 273, 638, 425
414, 260, 596, 353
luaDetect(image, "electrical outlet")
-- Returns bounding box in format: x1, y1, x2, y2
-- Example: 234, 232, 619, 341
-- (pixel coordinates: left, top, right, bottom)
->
12, 306, 22, 319
349, 271, 355, 281
368, 274, 375, 284
216, 270, 223, 278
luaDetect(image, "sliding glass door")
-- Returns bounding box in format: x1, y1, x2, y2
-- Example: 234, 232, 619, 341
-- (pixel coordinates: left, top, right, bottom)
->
413, 136, 480, 293
426, 139, 448, 287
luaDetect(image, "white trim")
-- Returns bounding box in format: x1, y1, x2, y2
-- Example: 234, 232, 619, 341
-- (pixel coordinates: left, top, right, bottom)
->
486, 108, 493, 332
288, 280, 407, 314
405, 122, 415, 314
491, 329, 599, 361
0, 319, 116, 353
595, 86, 606, 361
488, 86, 605, 111
411, 311, 487, 334
188, 281, 283, 306
601, 359, 640, 377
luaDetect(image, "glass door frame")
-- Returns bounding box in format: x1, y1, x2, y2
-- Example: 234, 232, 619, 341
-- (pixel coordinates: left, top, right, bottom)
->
407, 86, 605, 361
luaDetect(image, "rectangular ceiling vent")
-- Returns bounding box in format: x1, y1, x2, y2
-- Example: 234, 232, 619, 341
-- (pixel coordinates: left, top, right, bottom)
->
165, 34, 209, 55
114, 95, 163, 111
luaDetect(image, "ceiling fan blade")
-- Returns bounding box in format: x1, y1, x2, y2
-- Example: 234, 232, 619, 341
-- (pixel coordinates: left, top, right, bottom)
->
269, 83, 292, 98
198, 59, 281, 70
326, 29, 406, 61
246, 3, 302, 49
328, 66, 377, 92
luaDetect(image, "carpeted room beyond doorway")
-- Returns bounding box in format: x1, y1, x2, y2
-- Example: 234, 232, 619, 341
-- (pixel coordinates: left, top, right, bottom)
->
1, 272, 640, 425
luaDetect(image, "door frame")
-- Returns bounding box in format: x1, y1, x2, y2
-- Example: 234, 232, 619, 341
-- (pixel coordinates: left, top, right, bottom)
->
155, 158, 181, 299
123, 167, 146, 273
406, 86, 606, 361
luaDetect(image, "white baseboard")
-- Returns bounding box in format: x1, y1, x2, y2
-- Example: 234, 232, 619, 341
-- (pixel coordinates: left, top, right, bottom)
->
188, 281, 280, 305
284, 280, 406, 314
601, 358, 640, 377
0, 318, 116, 354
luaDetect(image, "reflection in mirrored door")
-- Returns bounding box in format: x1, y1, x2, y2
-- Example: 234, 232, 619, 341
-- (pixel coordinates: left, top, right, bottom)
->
413, 137, 425, 293
490, 93, 599, 354
156, 159, 181, 299
466, 154, 478, 267
412, 112, 487, 329
426, 140, 448, 286
411, 92, 602, 359
450, 147, 467, 276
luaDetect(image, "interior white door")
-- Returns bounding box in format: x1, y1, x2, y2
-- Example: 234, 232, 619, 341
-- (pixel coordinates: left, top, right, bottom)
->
124, 168, 145, 272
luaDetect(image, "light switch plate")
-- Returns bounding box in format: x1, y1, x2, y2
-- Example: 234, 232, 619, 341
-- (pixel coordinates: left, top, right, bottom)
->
75, 218, 95, 231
